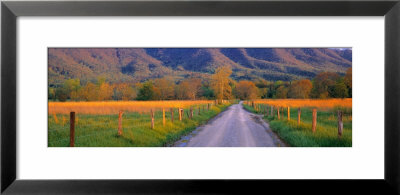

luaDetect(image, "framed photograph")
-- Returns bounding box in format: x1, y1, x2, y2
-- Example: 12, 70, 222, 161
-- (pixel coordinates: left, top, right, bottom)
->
2, 0, 400, 194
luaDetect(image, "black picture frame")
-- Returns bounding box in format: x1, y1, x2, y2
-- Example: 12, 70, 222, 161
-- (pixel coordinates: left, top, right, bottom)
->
1, 0, 399, 194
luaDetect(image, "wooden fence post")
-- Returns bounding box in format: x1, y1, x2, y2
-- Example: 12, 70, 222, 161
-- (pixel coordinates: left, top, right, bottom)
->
162, 108, 165, 126
208, 103, 210, 110
312, 108, 317, 133
170, 108, 174, 122
277, 107, 280, 119
70, 112, 75, 147
178, 108, 182, 121
150, 109, 155, 129
287, 107, 290, 121
338, 110, 343, 138
118, 111, 123, 136
198, 106, 201, 115
297, 108, 301, 125
270, 106, 273, 116
190, 107, 194, 119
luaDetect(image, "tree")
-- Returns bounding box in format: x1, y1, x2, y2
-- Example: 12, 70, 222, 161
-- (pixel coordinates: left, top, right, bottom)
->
333, 79, 349, 98
344, 67, 352, 97
48, 87, 56, 100
211, 66, 232, 103
63, 78, 81, 101
98, 82, 114, 101
136, 81, 155, 100
185, 78, 202, 100
258, 88, 268, 99
288, 79, 313, 99
275, 85, 288, 99
311, 72, 340, 98
113, 83, 136, 100
235, 80, 259, 100
175, 81, 191, 100
55, 87, 68, 102
79, 82, 98, 101
153, 78, 175, 100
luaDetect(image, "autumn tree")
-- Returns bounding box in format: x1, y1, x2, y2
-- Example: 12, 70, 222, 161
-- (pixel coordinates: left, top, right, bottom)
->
175, 81, 191, 100
98, 82, 114, 101
211, 66, 232, 103
185, 78, 202, 100
153, 78, 175, 100
79, 82, 99, 101
288, 79, 313, 99
235, 80, 259, 100
113, 83, 137, 100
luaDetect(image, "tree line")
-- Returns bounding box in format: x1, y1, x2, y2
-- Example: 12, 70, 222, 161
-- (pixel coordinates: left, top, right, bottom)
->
49, 66, 352, 102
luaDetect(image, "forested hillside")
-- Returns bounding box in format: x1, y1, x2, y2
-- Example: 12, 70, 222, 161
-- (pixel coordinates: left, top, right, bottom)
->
49, 48, 351, 87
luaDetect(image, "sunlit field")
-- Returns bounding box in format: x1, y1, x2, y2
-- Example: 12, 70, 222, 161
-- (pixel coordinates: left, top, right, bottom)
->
243, 98, 352, 147
49, 100, 215, 115
48, 101, 233, 147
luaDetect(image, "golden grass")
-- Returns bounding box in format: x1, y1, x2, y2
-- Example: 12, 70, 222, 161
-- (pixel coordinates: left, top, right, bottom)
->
250, 98, 352, 109
48, 100, 215, 115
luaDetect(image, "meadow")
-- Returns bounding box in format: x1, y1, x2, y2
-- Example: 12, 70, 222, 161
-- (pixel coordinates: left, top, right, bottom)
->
48, 100, 233, 147
243, 99, 352, 147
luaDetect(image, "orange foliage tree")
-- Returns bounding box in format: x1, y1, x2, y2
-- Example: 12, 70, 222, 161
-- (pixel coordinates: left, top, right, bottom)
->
235, 80, 259, 100
288, 79, 313, 99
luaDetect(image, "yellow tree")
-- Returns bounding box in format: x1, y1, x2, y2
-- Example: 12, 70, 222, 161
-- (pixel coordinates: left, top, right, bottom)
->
98, 82, 114, 100
211, 66, 232, 103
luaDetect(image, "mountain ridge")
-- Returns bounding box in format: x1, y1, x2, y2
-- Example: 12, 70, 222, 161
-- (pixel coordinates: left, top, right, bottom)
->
48, 48, 352, 86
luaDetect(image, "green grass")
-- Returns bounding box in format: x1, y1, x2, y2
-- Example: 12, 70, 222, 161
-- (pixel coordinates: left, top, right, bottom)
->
243, 104, 352, 147
49, 103, 231, 147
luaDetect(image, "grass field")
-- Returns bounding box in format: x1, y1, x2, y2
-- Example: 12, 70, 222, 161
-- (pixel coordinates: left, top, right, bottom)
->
243, 99, 352, 147
48, 102, 232, 147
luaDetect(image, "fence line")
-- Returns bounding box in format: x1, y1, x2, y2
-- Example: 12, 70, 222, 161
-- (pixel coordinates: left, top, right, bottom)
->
49, 101, 233, 147
249, 103, 347, 138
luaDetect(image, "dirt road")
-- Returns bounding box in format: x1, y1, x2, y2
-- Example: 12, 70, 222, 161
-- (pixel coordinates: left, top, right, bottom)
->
173, 102, 286, 147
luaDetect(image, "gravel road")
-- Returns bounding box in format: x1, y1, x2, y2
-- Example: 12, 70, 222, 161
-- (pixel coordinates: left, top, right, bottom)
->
173, 101, 287, 147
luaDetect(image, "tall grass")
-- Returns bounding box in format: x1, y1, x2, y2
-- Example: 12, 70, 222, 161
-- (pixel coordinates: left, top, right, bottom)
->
48, 103, 231, 147
48, 100, 216, 115
243, 101, 352, 147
